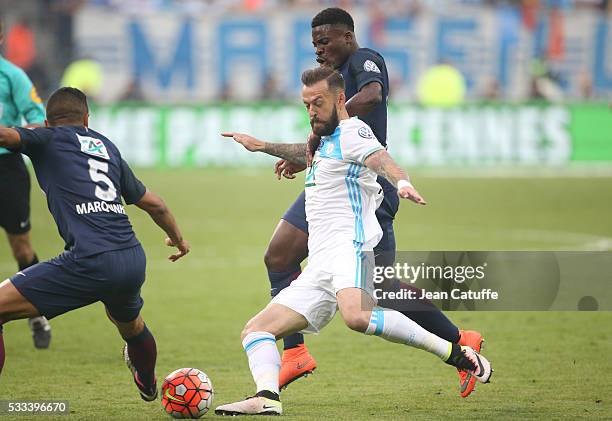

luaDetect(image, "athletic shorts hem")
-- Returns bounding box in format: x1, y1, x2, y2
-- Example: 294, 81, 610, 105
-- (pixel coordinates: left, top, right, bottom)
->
9, 246, 146, 321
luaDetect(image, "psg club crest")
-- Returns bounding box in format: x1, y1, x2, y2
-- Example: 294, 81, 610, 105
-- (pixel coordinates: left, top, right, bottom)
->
77, 134, 110, 160
363, 60, 381, 74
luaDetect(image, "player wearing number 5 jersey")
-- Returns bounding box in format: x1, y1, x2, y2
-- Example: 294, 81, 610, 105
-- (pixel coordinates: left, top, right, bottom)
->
0, 87, 190, 403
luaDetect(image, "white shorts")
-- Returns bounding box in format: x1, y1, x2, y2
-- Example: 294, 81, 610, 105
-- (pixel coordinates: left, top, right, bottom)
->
271, 242, 376, 334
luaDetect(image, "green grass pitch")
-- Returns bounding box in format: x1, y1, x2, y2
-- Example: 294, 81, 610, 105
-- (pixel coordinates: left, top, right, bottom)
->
1, 169, 611, 420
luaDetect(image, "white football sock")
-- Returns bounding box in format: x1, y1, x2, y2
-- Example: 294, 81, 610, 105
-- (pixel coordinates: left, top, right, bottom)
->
365, 307, 452, 361
242, 331, 281, 394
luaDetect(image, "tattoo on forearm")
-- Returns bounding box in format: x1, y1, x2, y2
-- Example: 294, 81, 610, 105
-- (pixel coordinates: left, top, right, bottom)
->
262, 143, 308, 165
365, 150, 407, 186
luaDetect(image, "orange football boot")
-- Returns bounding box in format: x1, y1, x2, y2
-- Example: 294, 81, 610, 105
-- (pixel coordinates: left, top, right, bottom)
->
279, 344, 317, 390
457, 330, 484, 398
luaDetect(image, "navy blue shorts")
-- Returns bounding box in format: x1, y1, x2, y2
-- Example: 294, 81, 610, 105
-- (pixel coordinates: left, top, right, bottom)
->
10, 245, 146, 322
282, 176, 400, 266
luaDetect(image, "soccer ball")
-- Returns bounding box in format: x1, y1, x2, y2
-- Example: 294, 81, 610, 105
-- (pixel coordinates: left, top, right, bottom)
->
161, 368, 214, 419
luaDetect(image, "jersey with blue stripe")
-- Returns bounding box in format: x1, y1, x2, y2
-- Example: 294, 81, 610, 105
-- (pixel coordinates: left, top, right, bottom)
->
304, 117, 384, 260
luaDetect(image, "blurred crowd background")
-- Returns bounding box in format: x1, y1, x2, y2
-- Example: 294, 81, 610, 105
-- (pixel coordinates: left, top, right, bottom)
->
0, 0, 611, 104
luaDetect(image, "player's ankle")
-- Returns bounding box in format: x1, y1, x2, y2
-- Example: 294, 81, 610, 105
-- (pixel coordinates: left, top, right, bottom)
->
255, 390, 280, 401
444, 343, 463, 366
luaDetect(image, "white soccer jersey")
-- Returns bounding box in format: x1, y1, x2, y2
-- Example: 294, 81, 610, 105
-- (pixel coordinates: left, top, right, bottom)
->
304, 117, 385, 261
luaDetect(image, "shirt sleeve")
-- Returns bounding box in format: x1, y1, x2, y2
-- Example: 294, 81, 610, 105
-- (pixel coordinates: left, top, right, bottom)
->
348, 50, 386, 92
13, 127, 53, 157
120, 158, 147, 205
341, 122, 385, 164
11, 68, 46, 124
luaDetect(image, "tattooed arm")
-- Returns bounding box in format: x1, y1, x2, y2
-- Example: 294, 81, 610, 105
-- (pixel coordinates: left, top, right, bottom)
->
364, 149, 427, 205
221, 132, 308, 166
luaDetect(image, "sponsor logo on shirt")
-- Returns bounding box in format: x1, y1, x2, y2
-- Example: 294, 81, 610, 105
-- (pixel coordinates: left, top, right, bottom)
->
358, 126, 374, 139
78, 134, 110, 160
363, 60, 381, 74
305, 160, 319, 187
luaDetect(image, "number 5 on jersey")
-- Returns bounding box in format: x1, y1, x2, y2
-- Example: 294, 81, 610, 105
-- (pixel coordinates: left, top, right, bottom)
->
88, 158, 117, 201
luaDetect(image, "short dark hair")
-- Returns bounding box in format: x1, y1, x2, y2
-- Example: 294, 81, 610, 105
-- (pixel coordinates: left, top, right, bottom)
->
46, 87, 89, 125
311, 7, 354, 31
301, 67, 345, 93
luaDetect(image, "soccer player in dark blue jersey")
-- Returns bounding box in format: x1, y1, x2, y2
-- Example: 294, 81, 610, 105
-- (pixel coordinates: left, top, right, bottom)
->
240, 8, 484, 397
0, 87, 190, 402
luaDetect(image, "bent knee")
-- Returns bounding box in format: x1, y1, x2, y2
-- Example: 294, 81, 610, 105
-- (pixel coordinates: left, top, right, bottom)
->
263, 225, 308, 272
241, 318, 260, 341
241, 318, 279, 342
263, 245, 294, 272
343, 313, 370, 333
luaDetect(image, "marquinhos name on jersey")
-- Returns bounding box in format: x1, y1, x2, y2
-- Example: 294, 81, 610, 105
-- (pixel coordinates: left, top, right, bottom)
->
76, 201, 126, 215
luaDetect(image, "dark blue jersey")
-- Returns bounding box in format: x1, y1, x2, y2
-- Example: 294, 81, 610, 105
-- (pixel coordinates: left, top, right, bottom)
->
338, 48, 389, 147
14, 126, 146, 258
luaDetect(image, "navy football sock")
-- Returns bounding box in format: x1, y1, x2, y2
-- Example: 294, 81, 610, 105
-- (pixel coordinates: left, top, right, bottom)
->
392, 281, 461, 343
268, 267, 304, 349
125, 324, 157, 385
401, 309, 460, 343
282, 332, 304, 350
0, 325, 5, 376
18, 254, 39, 271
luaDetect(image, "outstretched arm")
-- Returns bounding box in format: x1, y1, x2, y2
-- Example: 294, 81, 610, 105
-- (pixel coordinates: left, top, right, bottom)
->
0, 127, 22, 149
364, 149, 427, 205
135, 189, 190, 261
221, 132, 308, 166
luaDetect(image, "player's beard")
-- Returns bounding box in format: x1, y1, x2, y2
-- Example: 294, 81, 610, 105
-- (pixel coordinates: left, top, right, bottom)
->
312, 106, 339, 137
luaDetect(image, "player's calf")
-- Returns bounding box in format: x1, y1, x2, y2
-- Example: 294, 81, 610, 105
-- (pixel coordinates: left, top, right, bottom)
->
7, 233, 36, 269
109, 313, 158, 401
337, 287, 375, 333
340, 311, 371, 333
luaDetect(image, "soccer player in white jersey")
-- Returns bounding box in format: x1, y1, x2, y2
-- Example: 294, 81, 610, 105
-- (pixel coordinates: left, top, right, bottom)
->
216, 67, 493, 416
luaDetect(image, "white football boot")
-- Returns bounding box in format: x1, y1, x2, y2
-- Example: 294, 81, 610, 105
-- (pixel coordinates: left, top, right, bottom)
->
215, 394, 282, 416
461, 346, 493, 384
